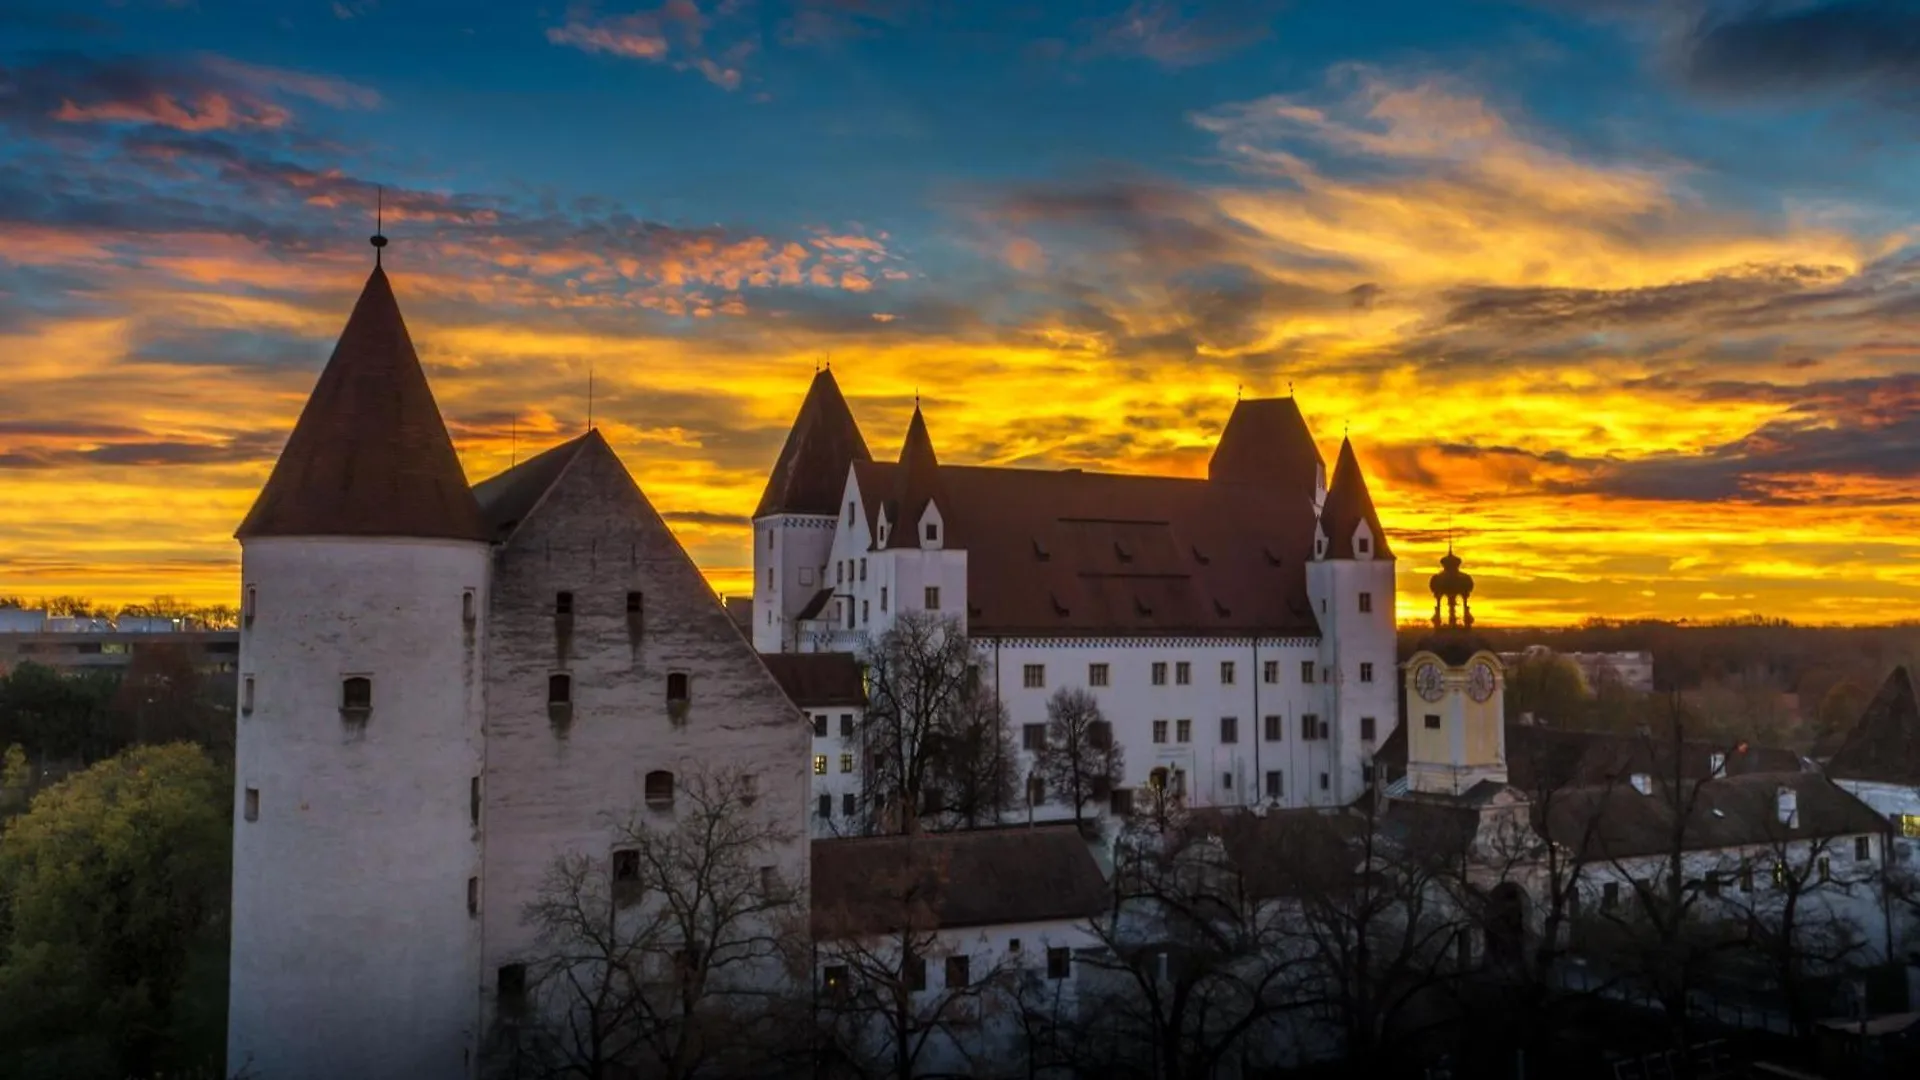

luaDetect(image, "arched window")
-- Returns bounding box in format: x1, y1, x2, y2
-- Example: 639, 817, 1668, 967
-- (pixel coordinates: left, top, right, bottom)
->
548, 673, 572, 705
645, 770, 675, 808
342, 676, 371, 712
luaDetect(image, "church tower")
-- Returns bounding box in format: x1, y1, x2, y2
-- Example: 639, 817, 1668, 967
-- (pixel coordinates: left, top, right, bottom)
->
752, 368, 871, 651
228, 247, 489, 1080
1402, 547, 1508, 796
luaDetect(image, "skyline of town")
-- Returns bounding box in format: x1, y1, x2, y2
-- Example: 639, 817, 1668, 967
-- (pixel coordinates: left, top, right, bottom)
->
6, 1, 1920, 624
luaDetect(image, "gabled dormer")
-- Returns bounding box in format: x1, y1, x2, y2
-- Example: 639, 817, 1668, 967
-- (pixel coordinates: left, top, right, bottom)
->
918, 500, 944, 550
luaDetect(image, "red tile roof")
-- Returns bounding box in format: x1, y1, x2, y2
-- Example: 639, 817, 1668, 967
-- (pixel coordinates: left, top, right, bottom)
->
1320, 437, 1392, 559
754, 369, 871, 519
236, 266, 488, 541
811, 824, 1108, 935
471, 431, 596, 541
760, 652, 866, 708
1208, 397, 1324, 502
849, 455, 1320, 637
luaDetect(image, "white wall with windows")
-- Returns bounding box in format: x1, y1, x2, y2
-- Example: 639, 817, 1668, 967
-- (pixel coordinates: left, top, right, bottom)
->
808, 704, 868, 837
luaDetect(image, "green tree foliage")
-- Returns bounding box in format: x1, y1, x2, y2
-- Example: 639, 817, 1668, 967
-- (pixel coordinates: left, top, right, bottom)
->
0, 743, 232, 1079
0, 744, 29, 815
1503, 652, 1589, 726
0, 663, 123, 765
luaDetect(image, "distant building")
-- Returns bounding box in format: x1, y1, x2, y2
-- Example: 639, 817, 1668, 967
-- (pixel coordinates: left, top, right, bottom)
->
1499, 645, 1655, 695
0, 629, 239, 676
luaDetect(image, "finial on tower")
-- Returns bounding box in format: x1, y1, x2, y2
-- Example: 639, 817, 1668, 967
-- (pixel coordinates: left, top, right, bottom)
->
1236, 383, 1242, 401
370, 186, 388, 265
1288, 380, 1295, 397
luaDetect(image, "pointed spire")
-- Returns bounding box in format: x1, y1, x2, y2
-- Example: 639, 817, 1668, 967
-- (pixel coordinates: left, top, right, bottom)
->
1318, 436, 1393, 559
1827, 666, 1920, 784
236, 265, 487, 541
887, 402, 943, 548
754, 367, 872, 519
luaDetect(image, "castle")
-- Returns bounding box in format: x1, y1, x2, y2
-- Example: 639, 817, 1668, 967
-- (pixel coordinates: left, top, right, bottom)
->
224, 249, 1403, 1076
755, 369, 1400, 823
228, 252, 1918, 1078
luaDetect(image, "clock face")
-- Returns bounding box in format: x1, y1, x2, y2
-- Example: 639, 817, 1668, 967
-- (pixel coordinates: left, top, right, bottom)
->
1468, 661, 1496, 703
1415, 662, 1444, 702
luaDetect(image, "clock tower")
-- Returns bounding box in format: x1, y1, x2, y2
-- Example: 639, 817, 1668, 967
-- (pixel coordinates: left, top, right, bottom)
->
1403, 546, 1507, 796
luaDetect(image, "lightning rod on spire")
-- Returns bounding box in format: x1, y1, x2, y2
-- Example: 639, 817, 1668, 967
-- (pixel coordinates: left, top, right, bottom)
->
370, 186, 387, 266
587, 363, 595, 432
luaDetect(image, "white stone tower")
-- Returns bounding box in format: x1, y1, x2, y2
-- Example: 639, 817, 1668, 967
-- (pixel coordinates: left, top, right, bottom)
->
1307, 437, 1399, 802
228, 250, 489, 1080
752, 367, 871, 652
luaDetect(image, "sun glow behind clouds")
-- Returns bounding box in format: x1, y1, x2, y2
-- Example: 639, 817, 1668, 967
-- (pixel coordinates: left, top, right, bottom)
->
3, 31, 1920, 624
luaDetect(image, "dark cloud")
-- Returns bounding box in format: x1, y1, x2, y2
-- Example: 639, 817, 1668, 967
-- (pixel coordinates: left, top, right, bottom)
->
659, 509, 749, 528
1075, 1, 1287, 70
0, 431, 283, 470
1684, 1, 1920, 100
0, 51, 373, 134
1437, 264, 1851, 333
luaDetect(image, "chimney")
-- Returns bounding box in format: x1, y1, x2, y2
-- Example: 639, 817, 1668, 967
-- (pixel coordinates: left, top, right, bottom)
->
1709, 752, 1726, 779
1629, 773, 1651, 796
1776, 785, 1799, 828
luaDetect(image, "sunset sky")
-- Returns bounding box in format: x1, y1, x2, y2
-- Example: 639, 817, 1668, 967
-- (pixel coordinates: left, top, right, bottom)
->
4, 0, 1919, 625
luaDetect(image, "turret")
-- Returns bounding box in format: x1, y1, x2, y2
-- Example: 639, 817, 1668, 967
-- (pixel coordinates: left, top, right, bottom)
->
228, 251, 488, 1080
752, 368, 871, 651
1404, 546, 1507, 796
1304, 436, 1397, 803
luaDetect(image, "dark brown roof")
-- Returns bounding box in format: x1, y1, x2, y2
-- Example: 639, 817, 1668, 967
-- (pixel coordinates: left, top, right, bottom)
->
472, 431, 595, 541
1373, 721, 1805, 792
1540, 772, 1885, 860
1207, 397, 1324, 505
811, 825, 1108, 935
237, 266, 488, 541
881, 404, 943, 549
1319, 437, 1392, 559
1826, 666, 1920, 785
761, 652, 866, 708
755, 369, 872, 519
848, 459, 1319, 637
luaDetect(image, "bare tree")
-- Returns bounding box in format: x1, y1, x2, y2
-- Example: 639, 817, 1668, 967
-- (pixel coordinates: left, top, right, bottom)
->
858, 611, 983, 834
1067, 813, 1322, 1079
498, 770, 808, 1079
1041, 688, 1124, 830
812, 845, 1019, 1078
927, 689, 1020, 829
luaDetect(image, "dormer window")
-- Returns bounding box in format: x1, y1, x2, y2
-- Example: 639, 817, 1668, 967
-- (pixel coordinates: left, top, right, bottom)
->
925, 522, 938, 543
1357, 536, 1371, 555
1315, 535, 1327, 559
847, 500, 855, 526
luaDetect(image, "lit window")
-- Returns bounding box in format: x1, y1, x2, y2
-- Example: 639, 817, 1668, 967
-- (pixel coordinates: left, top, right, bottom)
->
813, 754, 827, 775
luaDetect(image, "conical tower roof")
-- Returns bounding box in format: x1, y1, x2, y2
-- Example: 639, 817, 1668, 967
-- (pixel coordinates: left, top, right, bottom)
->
1319, 437, 1392, 558
754, 368, 872, 518
885, 404, 943, 548
1827, 666, 1920, 784
236, 265, 487, 541
1208, 396, 1324, 508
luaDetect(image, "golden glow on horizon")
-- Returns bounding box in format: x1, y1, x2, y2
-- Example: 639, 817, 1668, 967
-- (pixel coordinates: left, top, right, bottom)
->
4, 70, 1919, 625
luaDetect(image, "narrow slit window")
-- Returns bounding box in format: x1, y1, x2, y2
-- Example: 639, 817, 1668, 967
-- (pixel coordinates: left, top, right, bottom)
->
241, 675, 255, 715
244, 787, 259, 822
467, 877, 479, 917
548, 673, 572, 705
667, 672, 690, 704
244, 585, 257, 623
554, 591, 574, 616
463, 589, 477, 623
627, 591, 643, 616
470, 777, 481, 826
